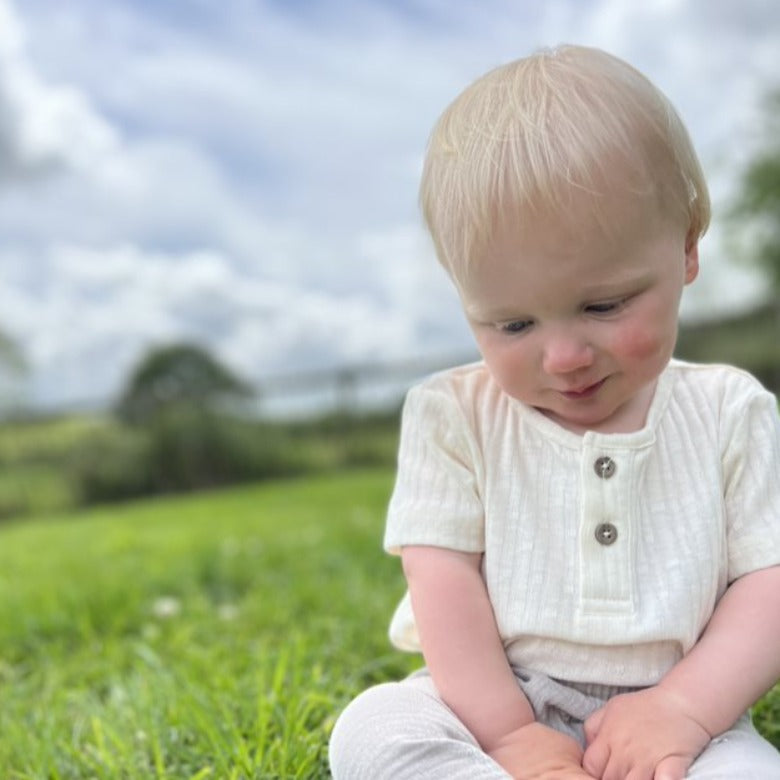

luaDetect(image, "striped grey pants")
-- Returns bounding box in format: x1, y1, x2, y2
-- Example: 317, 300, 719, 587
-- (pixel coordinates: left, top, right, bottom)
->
329, 668, 780, 779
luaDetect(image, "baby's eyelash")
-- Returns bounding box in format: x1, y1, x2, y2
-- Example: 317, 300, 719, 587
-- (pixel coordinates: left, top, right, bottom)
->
585, 298, 627, 314
498, 320, 533, 334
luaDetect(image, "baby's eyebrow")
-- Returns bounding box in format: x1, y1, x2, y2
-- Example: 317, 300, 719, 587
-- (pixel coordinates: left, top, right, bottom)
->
465, 303, 530, 322
578, 273, 654, 298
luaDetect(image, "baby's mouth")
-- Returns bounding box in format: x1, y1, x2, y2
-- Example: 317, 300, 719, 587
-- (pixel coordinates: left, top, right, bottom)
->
560, 378, 606, 400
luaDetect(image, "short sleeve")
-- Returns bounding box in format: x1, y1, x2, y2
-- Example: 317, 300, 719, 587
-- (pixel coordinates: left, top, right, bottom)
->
722, 384, 780, 581
384, 382, 485, 555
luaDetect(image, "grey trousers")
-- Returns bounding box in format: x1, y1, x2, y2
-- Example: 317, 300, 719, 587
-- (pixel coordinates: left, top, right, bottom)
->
329, 668, 780, 779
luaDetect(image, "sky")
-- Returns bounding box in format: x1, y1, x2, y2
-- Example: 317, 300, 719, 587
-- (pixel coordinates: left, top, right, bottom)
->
0, 0, 778, 410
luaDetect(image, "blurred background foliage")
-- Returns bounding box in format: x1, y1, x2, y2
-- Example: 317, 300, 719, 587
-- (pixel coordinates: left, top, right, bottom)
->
675, 87, 780, 390
0, 337, 403, 520
0, 88, 777, 524
728, 89, 780, 292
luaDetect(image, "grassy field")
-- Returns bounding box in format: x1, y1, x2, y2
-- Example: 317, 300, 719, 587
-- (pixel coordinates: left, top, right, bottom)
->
0, 468, 777, 778
0, 469, 418, 778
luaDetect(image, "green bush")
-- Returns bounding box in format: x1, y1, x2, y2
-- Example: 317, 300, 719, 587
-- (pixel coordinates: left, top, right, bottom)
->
0, 462, 77, 519
67, 424, 154, 504
0, 404, 401, 516
143, 406, 311, 492
67, 408, 324, 505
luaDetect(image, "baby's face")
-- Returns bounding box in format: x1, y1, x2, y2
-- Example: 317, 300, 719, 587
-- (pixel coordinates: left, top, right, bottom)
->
460, 205, 698, 434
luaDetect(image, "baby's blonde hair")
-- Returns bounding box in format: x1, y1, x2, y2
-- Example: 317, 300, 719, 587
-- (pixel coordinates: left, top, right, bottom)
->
420, 45, 710, 285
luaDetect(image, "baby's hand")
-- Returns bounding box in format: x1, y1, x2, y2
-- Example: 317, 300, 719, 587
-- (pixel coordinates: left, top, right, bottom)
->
582, 686, 711, 780
488, 721, 597, 779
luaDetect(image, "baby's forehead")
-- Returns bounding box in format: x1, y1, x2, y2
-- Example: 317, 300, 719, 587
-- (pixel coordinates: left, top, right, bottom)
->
487, 180, 668, 254
454, 191, 681, 295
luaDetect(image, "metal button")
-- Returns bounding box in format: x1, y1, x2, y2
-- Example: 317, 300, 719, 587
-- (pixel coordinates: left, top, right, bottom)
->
594, 456, 616, 479
595, 523, 618, 545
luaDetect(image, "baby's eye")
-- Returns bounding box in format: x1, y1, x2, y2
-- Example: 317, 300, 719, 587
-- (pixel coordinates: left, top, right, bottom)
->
498, 320, 533, 334
585, 299, 625, 315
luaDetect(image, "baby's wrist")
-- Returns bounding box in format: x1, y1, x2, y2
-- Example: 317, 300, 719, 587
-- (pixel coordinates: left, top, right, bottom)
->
481, 716, 538, 754
655, 681, 714, 738
486, 722, 586, 775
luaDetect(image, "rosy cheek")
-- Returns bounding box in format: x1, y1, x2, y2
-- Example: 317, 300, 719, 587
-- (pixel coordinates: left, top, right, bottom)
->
610, 320, 667, 362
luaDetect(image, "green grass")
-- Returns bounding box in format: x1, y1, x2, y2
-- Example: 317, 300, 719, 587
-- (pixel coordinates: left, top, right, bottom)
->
0, 468, 777, 778
0, 469, 417, 778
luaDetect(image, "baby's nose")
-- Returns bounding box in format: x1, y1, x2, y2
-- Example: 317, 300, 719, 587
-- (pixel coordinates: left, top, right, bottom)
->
542, 332, 594, 375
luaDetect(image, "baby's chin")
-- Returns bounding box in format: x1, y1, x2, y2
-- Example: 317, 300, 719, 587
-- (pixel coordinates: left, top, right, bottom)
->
533, 405, 612, 435
540, 396, 650, 435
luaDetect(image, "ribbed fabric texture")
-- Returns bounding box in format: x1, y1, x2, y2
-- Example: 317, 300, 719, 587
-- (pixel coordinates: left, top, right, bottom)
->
384, 359, 780, 686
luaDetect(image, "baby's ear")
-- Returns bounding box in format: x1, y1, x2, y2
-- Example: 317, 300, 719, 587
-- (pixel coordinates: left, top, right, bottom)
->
684, 232, 699, 284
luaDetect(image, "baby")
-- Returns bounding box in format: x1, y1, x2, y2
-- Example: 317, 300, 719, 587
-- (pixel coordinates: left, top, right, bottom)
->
329, 45, 780, 779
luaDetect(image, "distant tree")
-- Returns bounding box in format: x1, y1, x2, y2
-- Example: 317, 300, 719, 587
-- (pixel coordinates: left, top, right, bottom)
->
731, 90, 780, 295
0, 328, 28, 415
116, 342, 253, 425
0, 330, 26, 375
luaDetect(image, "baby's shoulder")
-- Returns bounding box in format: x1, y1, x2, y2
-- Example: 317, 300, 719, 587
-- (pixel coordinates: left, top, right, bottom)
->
665, 360, 778, 443
407, 360, 499, 406
403, 360, 512, 432
668, 359, 773, 405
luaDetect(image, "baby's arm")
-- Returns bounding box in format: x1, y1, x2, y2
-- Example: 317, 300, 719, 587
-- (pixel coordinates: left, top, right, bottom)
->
659, 564, 780, 735
403, 546, 595, 777
583, 564, 780, 780
401, 546, 535, 750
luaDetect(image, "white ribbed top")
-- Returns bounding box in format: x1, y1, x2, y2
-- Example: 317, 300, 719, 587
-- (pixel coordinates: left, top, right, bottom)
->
384, 360, 780, 686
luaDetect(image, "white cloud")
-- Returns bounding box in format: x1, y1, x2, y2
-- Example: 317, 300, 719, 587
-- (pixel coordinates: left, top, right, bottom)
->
0, 0, 117, 181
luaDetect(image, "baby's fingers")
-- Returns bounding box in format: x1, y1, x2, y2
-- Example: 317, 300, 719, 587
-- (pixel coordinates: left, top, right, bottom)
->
583, 707, 605, 745
582, 739, 610, 778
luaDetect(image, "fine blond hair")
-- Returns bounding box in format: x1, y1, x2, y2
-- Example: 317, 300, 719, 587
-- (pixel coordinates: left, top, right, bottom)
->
420, 45, 710, 286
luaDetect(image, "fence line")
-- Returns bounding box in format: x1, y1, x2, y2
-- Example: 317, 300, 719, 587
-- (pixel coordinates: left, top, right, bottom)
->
253, 351, 480, 418
1, 351, 482, 423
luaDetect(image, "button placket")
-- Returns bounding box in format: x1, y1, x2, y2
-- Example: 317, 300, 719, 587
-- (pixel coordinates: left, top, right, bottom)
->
578, 444, 634, 613
594, 455, 618, 545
